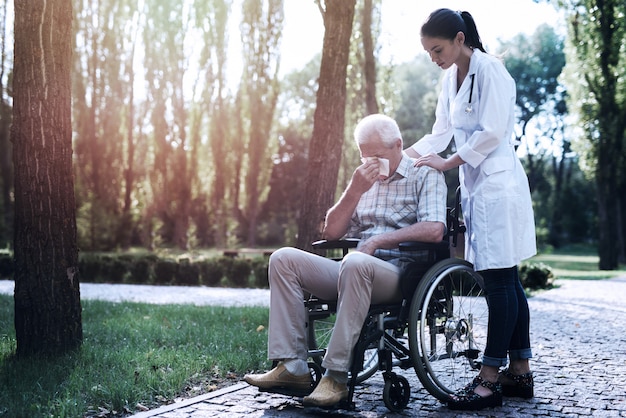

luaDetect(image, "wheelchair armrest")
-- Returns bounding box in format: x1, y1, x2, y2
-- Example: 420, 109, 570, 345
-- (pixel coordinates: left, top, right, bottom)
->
398, 240, 449, 252
312, 238, 360, 250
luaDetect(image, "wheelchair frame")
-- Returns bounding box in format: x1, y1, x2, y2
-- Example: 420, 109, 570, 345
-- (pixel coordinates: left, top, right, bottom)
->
263, 188, 488, 412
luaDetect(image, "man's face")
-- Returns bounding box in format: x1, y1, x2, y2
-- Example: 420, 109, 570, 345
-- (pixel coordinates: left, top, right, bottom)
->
359, 137, 401, 179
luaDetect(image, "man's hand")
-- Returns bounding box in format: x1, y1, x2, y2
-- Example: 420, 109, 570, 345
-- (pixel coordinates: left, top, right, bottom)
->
356, 236, 378, 255
350, 159, 380, 195
355, 221, 446, 256
323, 159, 380, 240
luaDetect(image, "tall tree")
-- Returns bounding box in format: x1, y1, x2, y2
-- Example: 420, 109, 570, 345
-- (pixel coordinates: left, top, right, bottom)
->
559, 0, 626, 268
296, 0, 356, 250
337, 0, 381, 193
392, 55, 440, 149
0, 0, 13, 247
12, 0, 81, 356
119, 7, 141, 250
500, 25, 566, 191
361, 0, 378, 115
192, 0, 231, 247
499, 25, 570, 246
143, 0, 193, 249
73, 0, 136, 250
235, 0, 284, 246
261, 58, 320, 246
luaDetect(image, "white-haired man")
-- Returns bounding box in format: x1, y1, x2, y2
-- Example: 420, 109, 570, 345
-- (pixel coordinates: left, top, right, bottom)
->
244, 114, 447, 407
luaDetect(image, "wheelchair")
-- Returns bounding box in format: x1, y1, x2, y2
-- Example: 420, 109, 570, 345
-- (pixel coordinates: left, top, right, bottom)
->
263, 188, 488, 412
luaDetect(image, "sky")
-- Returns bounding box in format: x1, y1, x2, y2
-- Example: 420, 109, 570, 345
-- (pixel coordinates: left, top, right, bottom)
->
278, 1, 565, 76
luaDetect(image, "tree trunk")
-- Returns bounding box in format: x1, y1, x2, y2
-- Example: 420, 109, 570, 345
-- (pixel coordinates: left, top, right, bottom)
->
120, 12, 140, 250
12, 0, 82, 356
361, 0, 378, 115
296, 0, 356, 251
240, 0, 283, 247
0, 100, 11, 245
569, 0, 624, 269
596, 183, 620, 270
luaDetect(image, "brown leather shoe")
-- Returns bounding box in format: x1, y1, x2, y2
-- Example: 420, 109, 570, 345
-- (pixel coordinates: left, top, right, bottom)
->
244, 363, 312, 391
302, 376, 348, 407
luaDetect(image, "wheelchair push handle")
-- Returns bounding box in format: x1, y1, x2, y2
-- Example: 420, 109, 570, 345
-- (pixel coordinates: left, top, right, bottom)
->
448, 186, 466, 247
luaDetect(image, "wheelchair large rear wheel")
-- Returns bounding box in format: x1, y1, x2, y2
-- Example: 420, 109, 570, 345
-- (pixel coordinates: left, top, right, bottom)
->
408, 258, 488, 402
307, 306, 379, 384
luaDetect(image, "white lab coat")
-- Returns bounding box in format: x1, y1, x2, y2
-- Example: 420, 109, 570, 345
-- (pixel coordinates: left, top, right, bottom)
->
410, 50, 536, 271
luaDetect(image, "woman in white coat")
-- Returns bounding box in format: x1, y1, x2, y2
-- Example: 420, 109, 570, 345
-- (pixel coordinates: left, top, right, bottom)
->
405, 8, 537, 411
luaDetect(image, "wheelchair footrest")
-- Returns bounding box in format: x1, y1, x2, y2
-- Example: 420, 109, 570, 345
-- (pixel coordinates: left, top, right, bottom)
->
258, 384, 356, 410
258, 386, 314, 398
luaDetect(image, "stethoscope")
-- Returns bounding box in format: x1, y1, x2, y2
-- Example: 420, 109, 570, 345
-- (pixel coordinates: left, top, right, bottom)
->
464, 74, 475, 114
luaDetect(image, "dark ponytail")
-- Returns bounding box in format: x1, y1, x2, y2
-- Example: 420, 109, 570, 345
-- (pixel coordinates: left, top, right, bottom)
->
459, 11, 486, 53
421, 8, 486, 53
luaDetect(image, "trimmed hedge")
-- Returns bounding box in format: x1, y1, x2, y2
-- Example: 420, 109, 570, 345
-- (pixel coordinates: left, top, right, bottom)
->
0, 251, 269, 289
0, 251, 556, 291
0, 252, 13, 278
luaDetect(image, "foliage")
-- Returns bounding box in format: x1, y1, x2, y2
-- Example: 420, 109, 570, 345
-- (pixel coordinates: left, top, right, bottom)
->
519, 262, 555, 290
0, 297, 269, 417
392, 54, 440, 147
0, 250, 11, 278
235, 0, 284, 247
557, 0, 626, 268
497, 25, 595, 249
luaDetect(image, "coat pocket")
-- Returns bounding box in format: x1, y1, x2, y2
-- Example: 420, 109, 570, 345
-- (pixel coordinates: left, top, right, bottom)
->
480, 156, 513, 176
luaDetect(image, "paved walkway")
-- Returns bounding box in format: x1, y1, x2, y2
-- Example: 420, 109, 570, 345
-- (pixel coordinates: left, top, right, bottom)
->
2, 277, 626, 417
0, 280, 271, 308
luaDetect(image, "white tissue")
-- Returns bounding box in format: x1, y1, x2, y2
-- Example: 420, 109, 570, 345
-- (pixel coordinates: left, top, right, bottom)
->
377, 158, 390, 176
361, 157, 390, 176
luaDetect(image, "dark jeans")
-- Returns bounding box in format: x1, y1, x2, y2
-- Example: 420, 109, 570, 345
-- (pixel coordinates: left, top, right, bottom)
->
480, 266, 532, 367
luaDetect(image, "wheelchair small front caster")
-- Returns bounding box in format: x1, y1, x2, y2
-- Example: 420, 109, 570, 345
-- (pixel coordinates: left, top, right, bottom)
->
308, 361, 323, 387
383, 373, 410, 412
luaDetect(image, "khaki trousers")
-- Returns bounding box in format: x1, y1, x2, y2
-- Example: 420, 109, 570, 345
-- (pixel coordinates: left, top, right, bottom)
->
267, 247, 402, 372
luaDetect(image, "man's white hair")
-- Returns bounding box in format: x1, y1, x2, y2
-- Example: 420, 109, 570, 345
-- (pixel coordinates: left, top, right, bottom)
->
354, 114, 402, 147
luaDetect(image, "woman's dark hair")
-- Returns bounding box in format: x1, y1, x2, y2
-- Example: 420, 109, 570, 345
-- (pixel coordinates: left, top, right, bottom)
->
421, 8, 486, 53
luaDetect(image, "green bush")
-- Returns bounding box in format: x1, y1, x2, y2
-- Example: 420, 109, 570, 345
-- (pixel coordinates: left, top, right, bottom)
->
197, 259, 225, 286
108, 258, 131, 283
519, 262, 555, 290
224, 257, 253, 288
175, 258, 200, 286
251, 258, 269, 288
0, 252, 14, 279
129, 256, 155, 284
154, 260, 177, 284
78, 254, 105, 282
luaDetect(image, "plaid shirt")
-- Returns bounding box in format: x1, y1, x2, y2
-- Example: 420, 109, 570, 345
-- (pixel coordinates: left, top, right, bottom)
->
345, 153, 447, 266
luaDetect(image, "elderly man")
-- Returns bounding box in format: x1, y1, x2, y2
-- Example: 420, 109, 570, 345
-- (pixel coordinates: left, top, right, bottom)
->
244, 114, 447, 407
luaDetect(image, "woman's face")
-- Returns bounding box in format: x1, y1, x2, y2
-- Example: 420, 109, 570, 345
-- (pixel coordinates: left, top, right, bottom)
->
421, 32, 464, 70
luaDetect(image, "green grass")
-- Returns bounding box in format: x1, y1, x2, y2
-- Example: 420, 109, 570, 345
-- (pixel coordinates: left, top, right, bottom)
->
0, 297, 270, 418
528, 245, 626, 280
